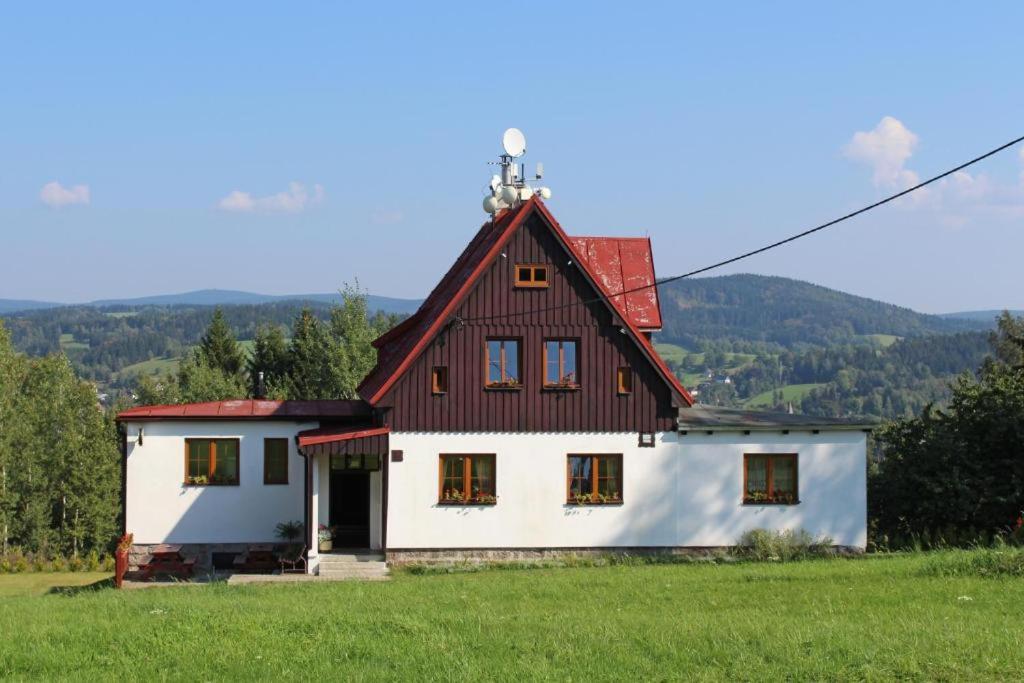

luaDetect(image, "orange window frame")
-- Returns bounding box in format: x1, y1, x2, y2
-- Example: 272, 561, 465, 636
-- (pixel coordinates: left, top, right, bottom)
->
543, 339, 580, 388
566, 454, 623, 504
485, 338, 521, 387
438, 454, 497, 504
617, 366, 633, 394
263, 438, 289, 485
514, 264, 550, 288
742, 453, 799, 504
431, 366, 449, 394
184, 438, 240, 486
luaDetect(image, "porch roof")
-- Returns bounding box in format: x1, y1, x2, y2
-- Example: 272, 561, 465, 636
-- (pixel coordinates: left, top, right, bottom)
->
296, 425, 390, 457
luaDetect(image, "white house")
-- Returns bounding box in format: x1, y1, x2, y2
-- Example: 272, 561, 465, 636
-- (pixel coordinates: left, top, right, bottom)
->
117, 193, 871, 574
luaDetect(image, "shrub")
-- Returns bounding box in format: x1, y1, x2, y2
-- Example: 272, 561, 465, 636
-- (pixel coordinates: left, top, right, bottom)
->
736, 528, 835, 561
920, 547, 1024, 578
102, 555, 116, 572
50, 556, 68, 572
86, 550, 101, 572
68, 555, 84, 572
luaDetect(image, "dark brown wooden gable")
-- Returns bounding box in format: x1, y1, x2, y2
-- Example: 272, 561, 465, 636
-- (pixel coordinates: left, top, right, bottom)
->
377, 212, 678, 432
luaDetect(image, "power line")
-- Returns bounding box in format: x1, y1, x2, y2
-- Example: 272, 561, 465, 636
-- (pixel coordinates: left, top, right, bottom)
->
460, 132, 1024, 324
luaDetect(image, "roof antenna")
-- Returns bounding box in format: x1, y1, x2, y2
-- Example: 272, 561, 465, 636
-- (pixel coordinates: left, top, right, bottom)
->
482, 128, 552, 215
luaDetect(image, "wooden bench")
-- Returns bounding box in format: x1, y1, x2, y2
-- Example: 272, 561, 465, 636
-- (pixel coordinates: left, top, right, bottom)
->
139, 544, 196, 581
232, 544, 279, 574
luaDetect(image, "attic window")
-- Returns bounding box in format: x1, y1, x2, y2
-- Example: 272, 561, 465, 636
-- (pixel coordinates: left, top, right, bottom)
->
514, 264, 549, 288
431, 366, 448, 395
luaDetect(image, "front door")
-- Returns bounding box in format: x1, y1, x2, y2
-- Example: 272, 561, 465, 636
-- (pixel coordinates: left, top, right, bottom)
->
328, 470, 371, 548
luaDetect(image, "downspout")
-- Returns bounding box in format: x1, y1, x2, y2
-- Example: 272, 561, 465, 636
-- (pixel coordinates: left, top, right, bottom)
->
295, 437, 313, 574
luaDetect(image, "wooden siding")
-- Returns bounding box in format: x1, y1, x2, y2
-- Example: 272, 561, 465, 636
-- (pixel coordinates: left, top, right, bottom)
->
379, 213, 678, 432
302, 432, 389, 458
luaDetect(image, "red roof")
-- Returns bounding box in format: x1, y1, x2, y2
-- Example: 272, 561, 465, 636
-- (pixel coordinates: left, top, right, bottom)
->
358, 197, 693, 407
569, 236, 662, 331
116, 399, 371, 421
296, 425, 390, 448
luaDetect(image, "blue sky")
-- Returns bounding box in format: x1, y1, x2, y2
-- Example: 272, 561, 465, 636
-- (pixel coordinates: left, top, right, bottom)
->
1, 2, 1022, 313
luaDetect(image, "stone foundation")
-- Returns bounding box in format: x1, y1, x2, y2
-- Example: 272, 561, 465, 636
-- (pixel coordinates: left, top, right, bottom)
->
385, 547, 725, 565
385, 545, 864, 565
128, 543, 291, 574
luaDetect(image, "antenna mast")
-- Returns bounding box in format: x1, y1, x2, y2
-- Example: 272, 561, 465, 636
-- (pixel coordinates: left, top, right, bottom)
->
482, 128, 551, 215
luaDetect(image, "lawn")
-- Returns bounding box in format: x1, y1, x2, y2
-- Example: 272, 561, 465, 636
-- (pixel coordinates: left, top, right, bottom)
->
744, 382, 827, 408
1, 553, 1023, 680
114, 356, 181, 380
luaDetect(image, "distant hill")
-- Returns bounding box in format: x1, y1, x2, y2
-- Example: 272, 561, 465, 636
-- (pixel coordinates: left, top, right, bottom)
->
939, 309, 1024, 323
657, 274, 989, 348
0, 289, 422, 315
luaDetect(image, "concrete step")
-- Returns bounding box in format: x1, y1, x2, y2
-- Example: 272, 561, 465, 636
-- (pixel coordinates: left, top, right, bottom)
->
317, 565, 390, 580
318, 552, 385, 564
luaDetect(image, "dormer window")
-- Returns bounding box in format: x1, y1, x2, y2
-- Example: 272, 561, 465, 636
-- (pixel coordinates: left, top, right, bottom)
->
514, 264, 549, 288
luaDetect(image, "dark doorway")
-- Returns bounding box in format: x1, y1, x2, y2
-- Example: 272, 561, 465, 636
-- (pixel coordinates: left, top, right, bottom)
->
329, 470, 371, 548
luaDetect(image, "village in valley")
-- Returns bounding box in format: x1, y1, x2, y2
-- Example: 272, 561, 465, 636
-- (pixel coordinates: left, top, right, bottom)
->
1, 4, 1023, 681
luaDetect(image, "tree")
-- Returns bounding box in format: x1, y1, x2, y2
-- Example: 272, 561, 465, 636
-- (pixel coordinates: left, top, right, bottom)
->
247, 324, 291, 398
328, 284, 379, 399
176, 350, 247, 403
287, 309, 333, 399
197, 308, 244, 376
872, 313, 1024, 545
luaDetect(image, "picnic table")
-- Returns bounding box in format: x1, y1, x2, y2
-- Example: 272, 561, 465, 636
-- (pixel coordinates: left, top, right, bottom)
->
139, 544, 196, 581
233, 544, 279, 574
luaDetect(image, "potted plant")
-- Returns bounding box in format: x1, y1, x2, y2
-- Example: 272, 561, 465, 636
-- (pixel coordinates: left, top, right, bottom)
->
317, 524, 333, 552
275, 520, 303, 543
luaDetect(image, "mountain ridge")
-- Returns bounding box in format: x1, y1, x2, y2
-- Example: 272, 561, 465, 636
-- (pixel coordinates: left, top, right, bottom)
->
0, 289, 422, 315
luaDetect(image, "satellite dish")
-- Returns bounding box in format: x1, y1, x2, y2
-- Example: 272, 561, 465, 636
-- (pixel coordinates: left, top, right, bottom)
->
489, 174, 502, 191
502, 128, 526, 157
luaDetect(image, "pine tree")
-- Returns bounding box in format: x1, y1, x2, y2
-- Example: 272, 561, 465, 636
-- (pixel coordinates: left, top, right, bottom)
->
247, 324, 291, 398
198, 308, 244, 376
287, 309, 333, 399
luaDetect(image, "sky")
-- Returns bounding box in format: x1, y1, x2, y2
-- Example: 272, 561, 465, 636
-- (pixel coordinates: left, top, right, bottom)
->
1, 3, 1022, 314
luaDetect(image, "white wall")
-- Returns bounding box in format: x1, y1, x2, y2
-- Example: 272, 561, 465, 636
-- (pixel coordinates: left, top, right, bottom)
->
124, 420, 313, 544
386, 431, 867, 550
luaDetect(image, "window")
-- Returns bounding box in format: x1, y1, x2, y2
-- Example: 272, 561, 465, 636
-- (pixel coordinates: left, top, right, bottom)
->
264, 438, 289, 485
544, 339, 579, 387
185, 438, 239, 486
431, 366, 448, 394
744, 453, 798, 504
514, 264, 549, 288
567, 454, 622, 504
617, 367, 633, 394
439, 454, 496, 504
486, 339, 521, 388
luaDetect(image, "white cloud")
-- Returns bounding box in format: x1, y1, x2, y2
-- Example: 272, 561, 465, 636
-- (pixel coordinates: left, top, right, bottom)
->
39, 181, 90, 207
844, 116, 921, 190
843, 118, 1024, 224
218, 182, 324, 213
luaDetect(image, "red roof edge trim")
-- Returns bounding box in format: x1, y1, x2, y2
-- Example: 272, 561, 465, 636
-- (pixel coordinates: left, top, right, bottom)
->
364, 201, 536, 404
297, 426, 390, 448
532, 201, 692, 406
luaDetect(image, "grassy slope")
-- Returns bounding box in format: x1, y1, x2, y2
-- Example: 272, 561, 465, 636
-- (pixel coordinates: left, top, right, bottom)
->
0, 572, 111, 598
744, 383, 826, 408
1, 554, 1023, 680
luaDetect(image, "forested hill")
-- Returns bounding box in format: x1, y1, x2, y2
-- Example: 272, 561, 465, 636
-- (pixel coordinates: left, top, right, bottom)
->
657, 274, 986, 348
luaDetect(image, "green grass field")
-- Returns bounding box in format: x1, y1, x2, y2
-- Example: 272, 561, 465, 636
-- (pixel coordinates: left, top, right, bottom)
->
114, 356, 182, 380
744, 383, 827, 408
58, 333, 89, 351
1, 552, 1022, 680
859, 333, 902, 348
